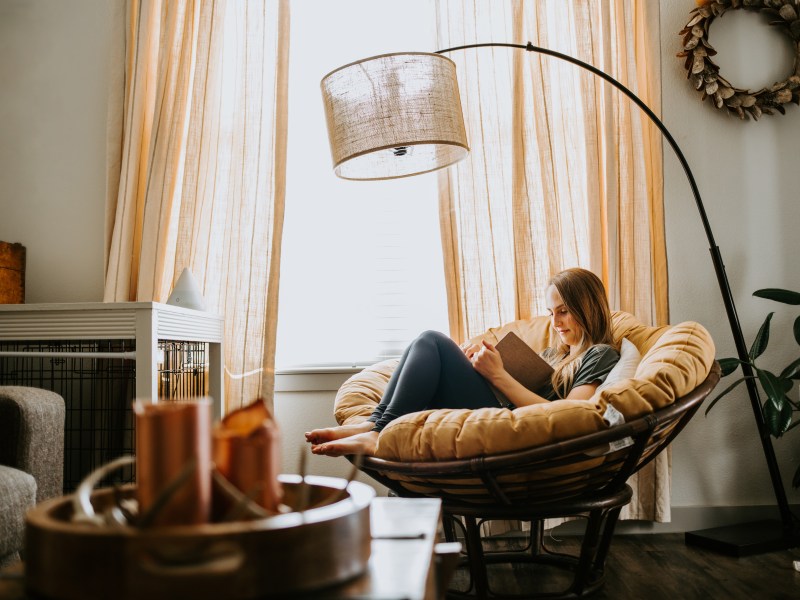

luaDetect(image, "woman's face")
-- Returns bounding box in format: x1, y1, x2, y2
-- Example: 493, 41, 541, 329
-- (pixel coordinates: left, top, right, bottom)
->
546, 285, 582, 347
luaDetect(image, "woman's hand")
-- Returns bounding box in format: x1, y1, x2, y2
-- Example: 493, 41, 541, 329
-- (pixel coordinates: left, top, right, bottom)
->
473, 340, 551, 407
470, 340, 505, 383
461, 342, 482, 360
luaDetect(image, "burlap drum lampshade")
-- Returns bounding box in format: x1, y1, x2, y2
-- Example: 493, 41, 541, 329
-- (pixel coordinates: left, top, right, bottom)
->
320, 52, 469, 180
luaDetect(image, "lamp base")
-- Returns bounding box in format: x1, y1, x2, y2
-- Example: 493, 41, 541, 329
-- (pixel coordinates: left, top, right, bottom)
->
685, 519, 799, 557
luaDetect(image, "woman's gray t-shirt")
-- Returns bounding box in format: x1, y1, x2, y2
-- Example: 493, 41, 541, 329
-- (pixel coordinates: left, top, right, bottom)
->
536, 344, 620, 401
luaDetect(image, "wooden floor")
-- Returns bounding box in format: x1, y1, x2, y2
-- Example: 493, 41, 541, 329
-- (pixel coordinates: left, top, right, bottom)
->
448, 533, 800, 599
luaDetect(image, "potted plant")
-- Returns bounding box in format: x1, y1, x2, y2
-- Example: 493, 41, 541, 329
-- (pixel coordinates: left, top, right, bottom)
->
706, 288, 800, 487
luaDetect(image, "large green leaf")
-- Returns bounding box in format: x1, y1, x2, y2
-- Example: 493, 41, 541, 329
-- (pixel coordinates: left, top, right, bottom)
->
780, 357, 800, 380
753, 288, 800, 305
757, 369, 786, 411
763, 397, 793, 437
749, 313, 773, 360
718, 358, 741, 376
704, 376, 751, 415
795, 315, 800, 346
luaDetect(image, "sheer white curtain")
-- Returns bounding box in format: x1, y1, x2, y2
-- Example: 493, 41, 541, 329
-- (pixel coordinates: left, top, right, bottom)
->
105, 0, 290, 412
437, 0, 669, 520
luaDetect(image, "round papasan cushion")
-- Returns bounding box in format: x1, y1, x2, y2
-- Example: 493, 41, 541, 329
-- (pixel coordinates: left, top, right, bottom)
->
333, 311, 715, 462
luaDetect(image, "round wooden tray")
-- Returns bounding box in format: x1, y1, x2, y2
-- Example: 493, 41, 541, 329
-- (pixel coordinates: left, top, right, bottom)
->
25, 475, 374, 600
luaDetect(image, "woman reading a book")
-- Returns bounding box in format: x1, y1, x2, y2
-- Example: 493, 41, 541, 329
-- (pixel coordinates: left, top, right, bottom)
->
306, 268, 619, 457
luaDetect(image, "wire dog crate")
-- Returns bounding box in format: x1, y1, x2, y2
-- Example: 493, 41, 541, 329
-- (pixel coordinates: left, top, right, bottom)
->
0, 339, 207, 489
0, 302, 224, 491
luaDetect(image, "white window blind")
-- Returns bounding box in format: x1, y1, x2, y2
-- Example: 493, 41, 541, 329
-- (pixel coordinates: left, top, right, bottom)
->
276, 0, 448, 369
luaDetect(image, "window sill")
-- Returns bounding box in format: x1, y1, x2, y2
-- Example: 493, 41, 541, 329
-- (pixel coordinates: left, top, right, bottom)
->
275, 364, 374, 393
276, 364, 372, 376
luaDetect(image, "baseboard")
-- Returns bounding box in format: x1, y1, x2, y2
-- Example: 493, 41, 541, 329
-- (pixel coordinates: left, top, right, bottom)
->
548, 504, 800, 535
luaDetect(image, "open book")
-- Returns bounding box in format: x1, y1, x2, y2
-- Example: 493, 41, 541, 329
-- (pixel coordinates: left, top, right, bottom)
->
494, 332, 554, 404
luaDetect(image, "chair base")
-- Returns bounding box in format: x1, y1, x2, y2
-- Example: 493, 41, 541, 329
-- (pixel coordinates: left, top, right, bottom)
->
446, 542, 609, 599
442, 485, 631, 599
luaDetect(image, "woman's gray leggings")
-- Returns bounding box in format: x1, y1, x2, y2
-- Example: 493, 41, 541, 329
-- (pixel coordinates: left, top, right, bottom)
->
368, 330, 500, 432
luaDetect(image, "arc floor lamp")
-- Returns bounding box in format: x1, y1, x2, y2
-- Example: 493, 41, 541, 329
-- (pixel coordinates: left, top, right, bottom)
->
320, 42, 798, 555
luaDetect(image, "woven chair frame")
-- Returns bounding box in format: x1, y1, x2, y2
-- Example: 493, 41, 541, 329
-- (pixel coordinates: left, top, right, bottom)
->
353, 363, 721, 599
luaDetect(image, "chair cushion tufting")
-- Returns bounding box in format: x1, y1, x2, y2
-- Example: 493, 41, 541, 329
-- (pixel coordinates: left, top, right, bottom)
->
333, 311, 715, 461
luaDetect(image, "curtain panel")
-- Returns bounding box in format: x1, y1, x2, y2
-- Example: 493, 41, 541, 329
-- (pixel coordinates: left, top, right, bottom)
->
105, 0, 290, 413
436, 0, 669, 521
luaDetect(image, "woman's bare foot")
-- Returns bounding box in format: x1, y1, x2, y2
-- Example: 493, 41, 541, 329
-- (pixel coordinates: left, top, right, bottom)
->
304, 421, 373, 444
310, 431, 379, 457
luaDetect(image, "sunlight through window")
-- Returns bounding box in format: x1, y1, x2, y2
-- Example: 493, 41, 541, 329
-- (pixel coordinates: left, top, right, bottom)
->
276, 0, 449, 368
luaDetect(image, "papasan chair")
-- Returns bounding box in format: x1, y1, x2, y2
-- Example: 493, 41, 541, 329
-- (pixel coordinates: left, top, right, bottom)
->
332, 311, 720, 599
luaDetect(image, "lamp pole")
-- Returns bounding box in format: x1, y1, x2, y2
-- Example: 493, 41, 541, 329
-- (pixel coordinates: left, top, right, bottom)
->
434, 41, 797, 554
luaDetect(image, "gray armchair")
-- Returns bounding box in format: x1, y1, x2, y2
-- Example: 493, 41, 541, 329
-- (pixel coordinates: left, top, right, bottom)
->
0, 386, 65, 567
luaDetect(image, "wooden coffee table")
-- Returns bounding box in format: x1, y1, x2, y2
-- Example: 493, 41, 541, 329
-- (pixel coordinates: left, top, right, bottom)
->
329, 496, 443, 599
0, 497, 445, 600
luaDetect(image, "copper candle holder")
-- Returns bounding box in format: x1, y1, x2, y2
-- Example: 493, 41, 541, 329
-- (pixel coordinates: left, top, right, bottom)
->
134, 398, 212, 526
213, 399, 283, 514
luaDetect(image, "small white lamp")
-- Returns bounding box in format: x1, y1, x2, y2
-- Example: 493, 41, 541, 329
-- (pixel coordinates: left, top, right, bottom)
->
167, 267, 206, 311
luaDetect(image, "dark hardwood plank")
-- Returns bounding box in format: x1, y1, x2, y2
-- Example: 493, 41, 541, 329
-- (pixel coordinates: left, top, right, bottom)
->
449, 533, 800, 599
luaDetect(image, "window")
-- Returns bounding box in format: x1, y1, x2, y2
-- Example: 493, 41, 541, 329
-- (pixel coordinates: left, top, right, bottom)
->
276, 0, 448, 369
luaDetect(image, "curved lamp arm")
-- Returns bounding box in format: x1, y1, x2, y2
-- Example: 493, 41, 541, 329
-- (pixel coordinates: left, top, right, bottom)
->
439, 43, 710, 240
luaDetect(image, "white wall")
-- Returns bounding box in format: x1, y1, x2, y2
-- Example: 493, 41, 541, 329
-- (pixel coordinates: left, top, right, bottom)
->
274, 373, 388, 496
1, 0, 798, 520
0, 0, 121, 303
660, 0, 800, 511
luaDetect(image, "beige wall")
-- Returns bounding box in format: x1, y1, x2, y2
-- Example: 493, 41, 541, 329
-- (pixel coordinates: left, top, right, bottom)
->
0, 0, 122, 303
1, 0, 797, 518
660, 0, 800, 510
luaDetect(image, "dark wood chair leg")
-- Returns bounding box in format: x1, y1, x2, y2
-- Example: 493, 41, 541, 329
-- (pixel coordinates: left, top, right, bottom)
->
567, 506, 621, 596
529, 519, 544, 557
442, 512, 460, 544
571, 509, 606, 595
463, 515, 490, 597
590, 505, 624, 577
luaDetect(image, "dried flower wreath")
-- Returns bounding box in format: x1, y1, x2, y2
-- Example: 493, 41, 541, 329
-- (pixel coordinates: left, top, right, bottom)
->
678, 0, 800, 120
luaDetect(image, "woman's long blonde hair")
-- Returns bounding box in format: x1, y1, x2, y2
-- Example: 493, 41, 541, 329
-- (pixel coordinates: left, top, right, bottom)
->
544, 268, 614, 398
